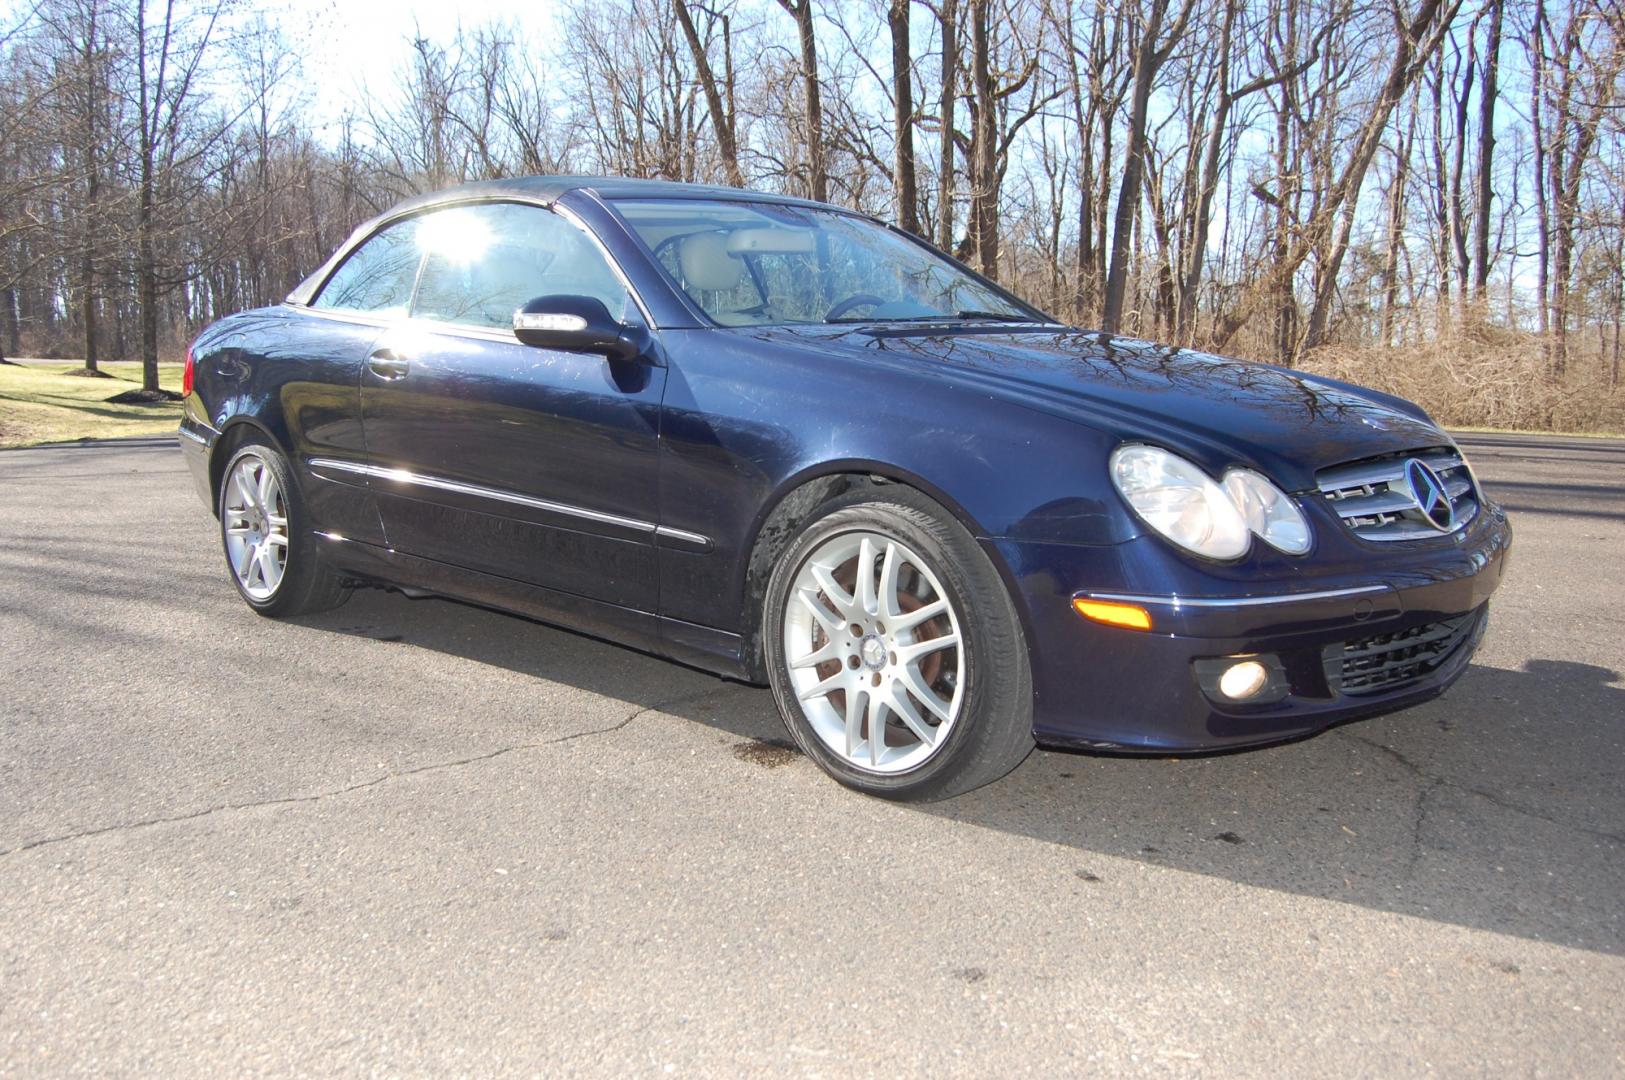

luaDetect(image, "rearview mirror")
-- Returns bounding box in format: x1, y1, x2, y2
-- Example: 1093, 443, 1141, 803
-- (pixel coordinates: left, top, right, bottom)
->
513, 295, 650, 362
725, 227, 815, 255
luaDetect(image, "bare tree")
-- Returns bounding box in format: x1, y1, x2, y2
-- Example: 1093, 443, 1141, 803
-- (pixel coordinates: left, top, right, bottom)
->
0, 0, 1623, 432
127, 0, 235, 391
775, 0, 827, 200
889, 0, 920, 234
1472, 0, 1503, 298
1100, 0, 1197, 333
934, 0, 958, 250
676, 0, 745, 186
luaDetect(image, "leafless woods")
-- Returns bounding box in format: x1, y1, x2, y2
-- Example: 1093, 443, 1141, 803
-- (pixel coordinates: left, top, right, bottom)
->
1, 0, 1621, 429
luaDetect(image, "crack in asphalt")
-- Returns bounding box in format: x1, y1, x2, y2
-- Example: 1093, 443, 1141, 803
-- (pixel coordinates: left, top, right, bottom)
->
1405, 780, 1443, 880
0, 688, 723, 858
1339, 730, 1625, 847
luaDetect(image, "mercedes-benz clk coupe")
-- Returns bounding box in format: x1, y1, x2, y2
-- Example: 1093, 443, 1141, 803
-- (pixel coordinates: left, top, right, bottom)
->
178, 176, 1511, 799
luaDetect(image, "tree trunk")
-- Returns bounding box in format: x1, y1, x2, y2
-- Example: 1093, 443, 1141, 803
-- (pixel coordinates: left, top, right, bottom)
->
1271, 1, 1298, 365
1381, 118, 1415, 345
1472, 0, 1502, 298
937, 0, 957, 250
1542, 5, 1623, 377
1429, 59, 1452, 309
1616, 184, 1624, 390
1175, 0, 1237, 340
1449, 32, 1475, 307
1057, 0, 1104, 322
1102, 0, 1180, 333
777, 0, 826, 202
675, 0, 744, 187
80, 1, 102, 374
967, 0, 998, 276
0, 287, 15, 364
1531, 0, 1550, 347
1300, 0, 1462, 355
138, 181, 159, 388
137, 1, 160, 392
889, 0, 920, 234
81, 244, 99, 372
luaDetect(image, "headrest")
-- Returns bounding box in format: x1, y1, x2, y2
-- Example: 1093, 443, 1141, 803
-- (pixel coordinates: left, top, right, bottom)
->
678, 232, 744, 292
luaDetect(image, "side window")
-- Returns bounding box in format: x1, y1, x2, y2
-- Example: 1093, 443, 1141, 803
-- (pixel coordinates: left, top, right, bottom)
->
412, 203, 635, 329
312, 218, 421, 316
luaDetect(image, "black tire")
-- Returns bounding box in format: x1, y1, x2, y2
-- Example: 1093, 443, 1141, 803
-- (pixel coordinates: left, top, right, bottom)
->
217, 438, 349, 617
763, 486, 1033, 800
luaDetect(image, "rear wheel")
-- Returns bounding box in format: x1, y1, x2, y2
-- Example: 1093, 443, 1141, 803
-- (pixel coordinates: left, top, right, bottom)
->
218, 440, 349, 617
763, 488, 1033, 800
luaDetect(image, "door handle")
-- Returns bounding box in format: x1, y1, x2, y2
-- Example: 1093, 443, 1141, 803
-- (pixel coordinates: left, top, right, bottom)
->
367, 350, 411, 379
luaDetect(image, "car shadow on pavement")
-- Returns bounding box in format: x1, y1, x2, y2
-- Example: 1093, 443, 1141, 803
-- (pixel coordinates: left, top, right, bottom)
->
302, 588, 1624, 958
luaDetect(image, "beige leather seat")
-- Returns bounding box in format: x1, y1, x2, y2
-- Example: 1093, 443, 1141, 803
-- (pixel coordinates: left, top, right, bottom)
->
678, 232, 757, 325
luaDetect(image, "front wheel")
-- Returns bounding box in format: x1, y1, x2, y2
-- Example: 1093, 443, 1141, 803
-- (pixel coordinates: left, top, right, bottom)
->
763, 488, 1033, 800
218, 439, 349, 617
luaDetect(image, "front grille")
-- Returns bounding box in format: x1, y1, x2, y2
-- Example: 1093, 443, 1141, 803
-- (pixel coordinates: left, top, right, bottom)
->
1322, 612, 1479, 695
1316, 447, 1479, 542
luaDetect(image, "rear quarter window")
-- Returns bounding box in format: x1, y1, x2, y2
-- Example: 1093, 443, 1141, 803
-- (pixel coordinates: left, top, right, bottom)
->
312, 218, 422, 316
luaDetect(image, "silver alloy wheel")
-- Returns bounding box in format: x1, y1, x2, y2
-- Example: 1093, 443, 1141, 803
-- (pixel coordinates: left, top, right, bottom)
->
223, 454, 289, 601
782, 530, 966, 774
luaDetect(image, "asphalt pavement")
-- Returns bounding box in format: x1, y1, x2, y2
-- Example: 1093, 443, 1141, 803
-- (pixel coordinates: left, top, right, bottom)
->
1, 432, 1621, 1076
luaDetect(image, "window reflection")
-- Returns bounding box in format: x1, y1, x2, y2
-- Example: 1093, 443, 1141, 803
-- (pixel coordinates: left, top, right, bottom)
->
613, 198, 1042, 327
412, 204, 632, 330
311, 218, 421, 316
312, 203, 635, 331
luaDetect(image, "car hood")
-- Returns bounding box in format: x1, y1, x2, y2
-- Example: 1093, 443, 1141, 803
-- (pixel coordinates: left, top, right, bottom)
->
761, 324, 1446, 492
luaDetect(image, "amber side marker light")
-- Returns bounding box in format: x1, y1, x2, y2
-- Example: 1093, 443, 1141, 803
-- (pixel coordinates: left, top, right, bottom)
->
1072, 597, 1153, 632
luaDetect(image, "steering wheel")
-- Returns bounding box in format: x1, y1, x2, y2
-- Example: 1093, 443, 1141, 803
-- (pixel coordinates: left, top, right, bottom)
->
824, 293, 889, 321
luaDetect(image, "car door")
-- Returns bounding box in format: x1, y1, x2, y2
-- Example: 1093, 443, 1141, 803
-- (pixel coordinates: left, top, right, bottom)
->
284, 214, 433, 548
357, 201, 666, 611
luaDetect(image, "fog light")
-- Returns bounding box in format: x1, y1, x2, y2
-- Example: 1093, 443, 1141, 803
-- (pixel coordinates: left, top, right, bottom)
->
1218, 660, 1270, 700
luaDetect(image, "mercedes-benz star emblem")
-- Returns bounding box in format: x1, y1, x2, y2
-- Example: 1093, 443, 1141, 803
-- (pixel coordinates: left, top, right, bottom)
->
1404, 458, 1455, 532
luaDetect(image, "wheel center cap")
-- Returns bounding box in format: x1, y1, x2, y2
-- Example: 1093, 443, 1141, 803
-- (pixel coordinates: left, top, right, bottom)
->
861, 635, 887, 670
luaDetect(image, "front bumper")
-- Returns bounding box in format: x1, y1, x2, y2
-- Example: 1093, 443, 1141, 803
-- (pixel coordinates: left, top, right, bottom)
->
990, 504, 1512, 752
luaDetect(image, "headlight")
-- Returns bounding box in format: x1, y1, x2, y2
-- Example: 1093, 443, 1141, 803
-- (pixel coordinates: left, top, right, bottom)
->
1110, 445, 1251, 560
1222, 469, 1312, 554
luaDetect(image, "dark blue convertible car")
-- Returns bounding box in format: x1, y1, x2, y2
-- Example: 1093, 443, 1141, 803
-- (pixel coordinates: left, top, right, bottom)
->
179, 176, 1511, 799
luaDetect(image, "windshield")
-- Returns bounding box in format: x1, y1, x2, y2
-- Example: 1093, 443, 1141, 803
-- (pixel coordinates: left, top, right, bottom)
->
611, 198, 1050, 327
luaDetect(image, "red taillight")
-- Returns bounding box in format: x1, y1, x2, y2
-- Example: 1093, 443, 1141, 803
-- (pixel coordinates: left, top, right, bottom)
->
182, 344, 195, 397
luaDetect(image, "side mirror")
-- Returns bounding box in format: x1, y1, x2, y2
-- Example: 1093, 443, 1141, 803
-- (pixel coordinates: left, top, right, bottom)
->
512, 295, 651, 362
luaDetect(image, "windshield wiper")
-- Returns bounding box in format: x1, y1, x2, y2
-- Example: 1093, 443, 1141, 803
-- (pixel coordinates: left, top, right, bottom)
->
826, 310, 1037, 324
950, 309, 1039, 322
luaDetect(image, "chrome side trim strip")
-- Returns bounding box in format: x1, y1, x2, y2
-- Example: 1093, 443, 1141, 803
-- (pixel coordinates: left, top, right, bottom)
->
1079, 584, 1392, 609
655, 525, 713, 552
307, 457, 369, 476
305, 457, 712, 550
307, 457, 651, 532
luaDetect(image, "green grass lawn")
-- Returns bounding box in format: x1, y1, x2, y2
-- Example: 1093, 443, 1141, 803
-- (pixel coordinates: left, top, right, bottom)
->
0, 362, 184, 448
